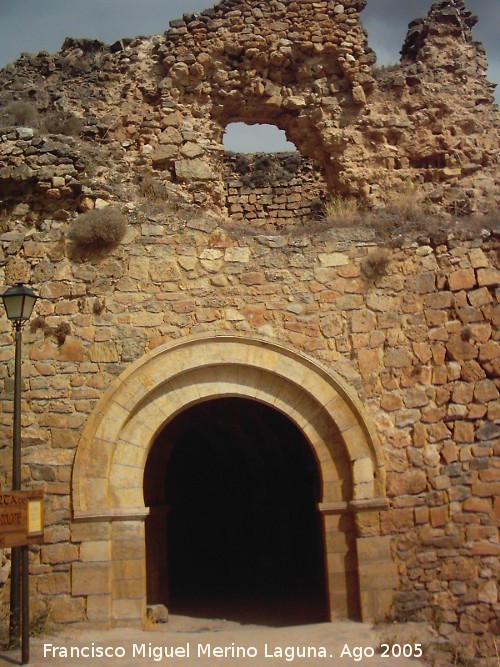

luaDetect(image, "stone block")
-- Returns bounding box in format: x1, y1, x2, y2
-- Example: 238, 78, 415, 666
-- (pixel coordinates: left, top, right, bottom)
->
113, 560, 146, 581
51, 595, 86, 623
380, 508, 413, 533
113, 577, 145, 599
71, 521, 111, 543
387, 470, 427, 496
356, 535, 393, 563
224, 247, 251, 263
357, 348, 381, 374
351, 310, 377, 333
430, 505, 448, 527
318, 252, 349, 267
36, 572, 71, 596
147, 604, 169, 624
477, 268, 500, 287
354, 511, 380, 537
80, 540, 110, 562
468, 287, 492, 307
358, 559, 399, 591
41, 543, 79, 565
359, 588, 395, 623
414, 272, 436, 294
175, 158, 215, 181
448, 269, 476, 291
112, 598, 145, 622
151, 145, 177, 167
453, 422, 475, 443
384, 347, 412, 368
89, 342, 119, 363
474, 379, 499, 403
112, 539, 144, 561
446, 336, 478, 362
440, 558, 478, 582
72, 562, 111, 596
87, 594, 112, 623
424, 292, 453, 309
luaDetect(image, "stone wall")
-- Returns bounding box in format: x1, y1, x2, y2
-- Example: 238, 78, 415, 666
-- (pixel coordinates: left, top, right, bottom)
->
0, 187, 499, 659
0, 0, 499, 663
223, 152, 327, 226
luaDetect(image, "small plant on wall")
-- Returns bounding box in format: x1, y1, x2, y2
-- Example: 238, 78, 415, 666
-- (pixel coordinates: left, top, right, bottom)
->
67, 207, 127, 251
361, 248, 392, 280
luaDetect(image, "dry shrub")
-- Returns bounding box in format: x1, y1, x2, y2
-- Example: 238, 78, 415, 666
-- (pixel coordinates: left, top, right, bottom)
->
53, 322, 71, 345
67, 207, 127, 249
92, 298, 105, 315
39, 110, 83, 136
324, 196, 361, 227
30, 316, 49, 334
1, 100, 39, 127
361, 247, 392, 280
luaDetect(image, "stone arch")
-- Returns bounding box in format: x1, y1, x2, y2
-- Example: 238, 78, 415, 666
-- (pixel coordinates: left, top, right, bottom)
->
71, 334, 397, 625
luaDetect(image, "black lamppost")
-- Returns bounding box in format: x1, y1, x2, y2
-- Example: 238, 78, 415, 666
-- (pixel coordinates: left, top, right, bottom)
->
1, 282, 39, 660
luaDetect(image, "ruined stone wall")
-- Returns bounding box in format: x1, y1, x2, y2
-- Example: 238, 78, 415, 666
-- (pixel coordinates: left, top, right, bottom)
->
0, 0, 499, 662
1, 0, 497, 218
223, 152, 327, 226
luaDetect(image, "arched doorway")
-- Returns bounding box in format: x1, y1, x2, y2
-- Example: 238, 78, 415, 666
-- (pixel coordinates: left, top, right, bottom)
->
72, 334, 397, 626
144, 397, 328, 625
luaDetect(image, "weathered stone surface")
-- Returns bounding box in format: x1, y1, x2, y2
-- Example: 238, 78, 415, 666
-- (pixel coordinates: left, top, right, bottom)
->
448, 269, 476, 292
151, 145, 178, 167
174, 159, 215, 181
318, 252, 349, 267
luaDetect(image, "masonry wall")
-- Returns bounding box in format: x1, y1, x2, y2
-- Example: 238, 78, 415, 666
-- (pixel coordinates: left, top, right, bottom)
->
223, 152, 327, 226
0, 179, 498, 656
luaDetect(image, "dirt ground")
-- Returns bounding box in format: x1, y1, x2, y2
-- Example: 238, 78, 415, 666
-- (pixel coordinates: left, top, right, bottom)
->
0, 616, 432, 667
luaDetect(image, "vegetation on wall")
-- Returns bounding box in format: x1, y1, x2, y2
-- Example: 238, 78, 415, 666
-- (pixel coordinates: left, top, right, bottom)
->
67, 207, 127, 249
0, 99, 83, 137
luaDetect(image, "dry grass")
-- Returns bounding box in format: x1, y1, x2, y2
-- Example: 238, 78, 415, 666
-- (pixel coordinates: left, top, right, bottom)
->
39, 110, 83, 137
383, 184, 429, 222
0, 599, 53, 649
53, 322, 71, 345
139, 176, 170, 201
323, 196, 361, 227
29, 316, 50, 334
0, 100, 39, 128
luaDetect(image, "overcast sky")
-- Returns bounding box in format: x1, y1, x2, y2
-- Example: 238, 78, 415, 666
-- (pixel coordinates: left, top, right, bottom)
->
0, 0, 497, 152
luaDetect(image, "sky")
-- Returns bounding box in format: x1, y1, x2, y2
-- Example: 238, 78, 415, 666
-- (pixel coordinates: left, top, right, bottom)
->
0, 0, 498, 152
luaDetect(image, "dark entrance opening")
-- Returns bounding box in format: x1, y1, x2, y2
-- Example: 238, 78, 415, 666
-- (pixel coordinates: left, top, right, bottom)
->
144, 397, 328, 626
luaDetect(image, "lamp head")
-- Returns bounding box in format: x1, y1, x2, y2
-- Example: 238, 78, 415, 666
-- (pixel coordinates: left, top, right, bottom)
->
1, 282, 39, 323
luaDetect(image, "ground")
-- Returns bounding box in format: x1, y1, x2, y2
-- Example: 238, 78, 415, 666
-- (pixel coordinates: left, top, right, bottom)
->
1, 617, 431, 667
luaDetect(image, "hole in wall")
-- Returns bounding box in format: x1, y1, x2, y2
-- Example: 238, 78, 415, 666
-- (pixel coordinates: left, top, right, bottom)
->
222, 122, 327, 228
223, 122, 297, 153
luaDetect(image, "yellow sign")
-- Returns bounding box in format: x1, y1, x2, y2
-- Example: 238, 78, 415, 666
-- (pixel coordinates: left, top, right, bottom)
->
0, 491, 44, 548
28, 498, 43, 536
